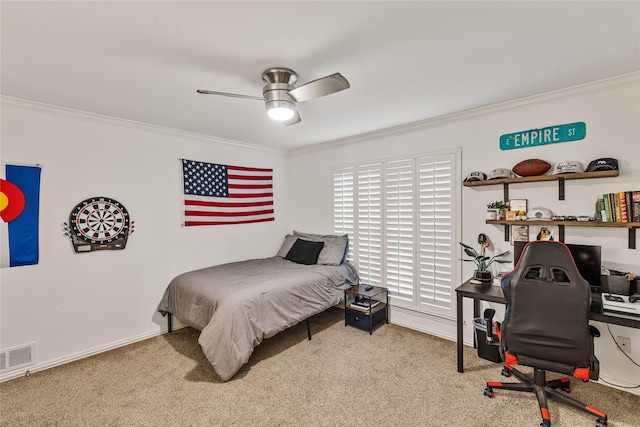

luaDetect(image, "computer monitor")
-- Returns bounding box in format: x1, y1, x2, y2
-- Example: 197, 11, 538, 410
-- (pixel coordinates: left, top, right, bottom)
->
513, 241, 601, 291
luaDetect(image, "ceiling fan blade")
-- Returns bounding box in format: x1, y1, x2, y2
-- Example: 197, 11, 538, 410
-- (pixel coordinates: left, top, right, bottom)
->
196, 89, 263, 101
283, 110, 301, 126
288, 73, 350, 102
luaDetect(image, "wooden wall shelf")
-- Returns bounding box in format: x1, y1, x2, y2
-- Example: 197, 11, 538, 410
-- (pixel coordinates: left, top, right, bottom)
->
464, 170, 619, 201
486, 220, 638, 249
463, 170, 619, 187
464, 169, 636, 248
486, 219, 637, 228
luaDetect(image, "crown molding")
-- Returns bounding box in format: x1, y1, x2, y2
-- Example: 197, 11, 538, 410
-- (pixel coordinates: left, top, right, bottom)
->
3, 71, 637, 157
0, 96, 286, 155
289, 71, 640, 156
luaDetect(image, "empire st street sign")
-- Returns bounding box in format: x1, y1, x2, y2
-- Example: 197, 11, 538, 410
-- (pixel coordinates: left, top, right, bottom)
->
500, 122, 586, 150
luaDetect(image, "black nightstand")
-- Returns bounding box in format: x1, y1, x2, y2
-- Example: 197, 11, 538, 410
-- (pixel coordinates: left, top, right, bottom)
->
344, 284, 389, 334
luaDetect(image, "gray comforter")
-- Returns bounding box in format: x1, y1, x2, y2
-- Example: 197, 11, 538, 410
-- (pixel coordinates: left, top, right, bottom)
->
157, 257, 358, 381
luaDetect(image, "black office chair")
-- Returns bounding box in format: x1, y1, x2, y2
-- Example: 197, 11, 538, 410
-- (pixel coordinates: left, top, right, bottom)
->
484, 240, 607, 427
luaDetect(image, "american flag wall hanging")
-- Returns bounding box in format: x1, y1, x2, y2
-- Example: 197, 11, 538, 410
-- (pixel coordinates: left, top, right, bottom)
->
181, 159, 274, 226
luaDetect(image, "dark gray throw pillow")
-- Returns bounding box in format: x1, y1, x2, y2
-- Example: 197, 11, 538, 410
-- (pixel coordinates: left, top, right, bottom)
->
285, 239, 325, 265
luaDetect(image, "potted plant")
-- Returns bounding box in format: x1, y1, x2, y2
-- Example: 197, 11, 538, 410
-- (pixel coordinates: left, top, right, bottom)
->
487, 200, 510, 220
460, 233, 510, 282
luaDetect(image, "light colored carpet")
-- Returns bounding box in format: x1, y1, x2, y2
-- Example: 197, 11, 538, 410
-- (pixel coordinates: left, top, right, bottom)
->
1, 308, 638, 426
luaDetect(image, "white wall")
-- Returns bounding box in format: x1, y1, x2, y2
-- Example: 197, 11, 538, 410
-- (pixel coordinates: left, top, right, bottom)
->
288, 73, 640, 394
0, 99, 290, 380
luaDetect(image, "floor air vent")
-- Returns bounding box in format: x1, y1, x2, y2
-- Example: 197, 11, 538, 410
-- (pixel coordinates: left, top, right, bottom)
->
0, 343, 35, 372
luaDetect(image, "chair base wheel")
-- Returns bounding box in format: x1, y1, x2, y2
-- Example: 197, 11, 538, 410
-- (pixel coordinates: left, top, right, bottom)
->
501, 367, 511, 377
488, 366, 607, 427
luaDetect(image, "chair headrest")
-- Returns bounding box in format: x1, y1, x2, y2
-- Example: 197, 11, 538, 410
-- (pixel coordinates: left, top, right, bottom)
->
515, 240, 584, 284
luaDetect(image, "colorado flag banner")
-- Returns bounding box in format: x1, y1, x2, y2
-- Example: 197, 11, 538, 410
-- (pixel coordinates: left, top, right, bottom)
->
181, 159, 274, 226
1, 164, 41, 267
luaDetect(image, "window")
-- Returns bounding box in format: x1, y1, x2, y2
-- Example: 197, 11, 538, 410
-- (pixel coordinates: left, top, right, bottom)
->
333, 151, 459, 318
333, 168, 354, 262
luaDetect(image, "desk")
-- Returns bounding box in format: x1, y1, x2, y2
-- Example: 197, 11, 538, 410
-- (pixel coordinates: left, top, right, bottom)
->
456, 279, 640, 373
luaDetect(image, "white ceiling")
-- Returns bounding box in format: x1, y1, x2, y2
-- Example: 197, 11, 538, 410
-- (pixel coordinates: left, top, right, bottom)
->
2, 1, 639, 151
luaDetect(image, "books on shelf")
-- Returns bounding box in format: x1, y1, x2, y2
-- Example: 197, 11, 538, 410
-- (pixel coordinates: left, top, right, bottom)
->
600, 191, 640, 223
349, 299, 381, 311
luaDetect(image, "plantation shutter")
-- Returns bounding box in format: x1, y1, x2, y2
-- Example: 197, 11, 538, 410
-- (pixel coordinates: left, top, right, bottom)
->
417, 154, 455, 316
333, 150, 458, 318
332, 167, 355, 262
384, 159, 415, 306
356, 164, 383, 286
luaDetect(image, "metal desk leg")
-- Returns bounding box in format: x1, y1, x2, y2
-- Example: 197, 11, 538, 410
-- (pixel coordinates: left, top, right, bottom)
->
457, 292, 464, 373
386, 290, 390, 323
473, 298, 481, 349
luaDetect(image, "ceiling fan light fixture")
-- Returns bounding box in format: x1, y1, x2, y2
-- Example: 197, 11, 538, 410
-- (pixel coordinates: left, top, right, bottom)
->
266, 100, 296, 121
197, 67, 349, 126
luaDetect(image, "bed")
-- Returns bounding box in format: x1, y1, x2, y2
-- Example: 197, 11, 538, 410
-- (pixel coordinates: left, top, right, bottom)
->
157, 231, 358, 381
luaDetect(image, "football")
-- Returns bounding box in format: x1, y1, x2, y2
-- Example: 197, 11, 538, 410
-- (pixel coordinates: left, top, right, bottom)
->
512, 159, 552, 177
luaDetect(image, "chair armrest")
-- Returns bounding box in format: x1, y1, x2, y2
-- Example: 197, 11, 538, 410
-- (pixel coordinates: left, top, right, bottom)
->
484, 308, 496, 342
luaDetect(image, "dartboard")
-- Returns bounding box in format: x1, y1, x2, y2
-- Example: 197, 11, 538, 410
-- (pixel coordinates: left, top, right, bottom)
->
70, 197, 129, 244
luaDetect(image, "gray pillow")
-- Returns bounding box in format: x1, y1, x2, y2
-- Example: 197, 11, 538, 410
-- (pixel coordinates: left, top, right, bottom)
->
276, 234, 297, 258
293, 231, 349, 265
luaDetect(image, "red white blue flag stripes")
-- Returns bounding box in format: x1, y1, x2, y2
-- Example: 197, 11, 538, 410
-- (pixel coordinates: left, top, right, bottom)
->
181, 159, 274, 226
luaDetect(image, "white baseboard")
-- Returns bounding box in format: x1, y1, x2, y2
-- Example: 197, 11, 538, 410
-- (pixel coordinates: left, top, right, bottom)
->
389, 305, 459, 342
0, 328, 167, 383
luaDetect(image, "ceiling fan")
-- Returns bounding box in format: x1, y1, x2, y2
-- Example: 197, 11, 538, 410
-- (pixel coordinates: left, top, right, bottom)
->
197, 68, 350, 126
